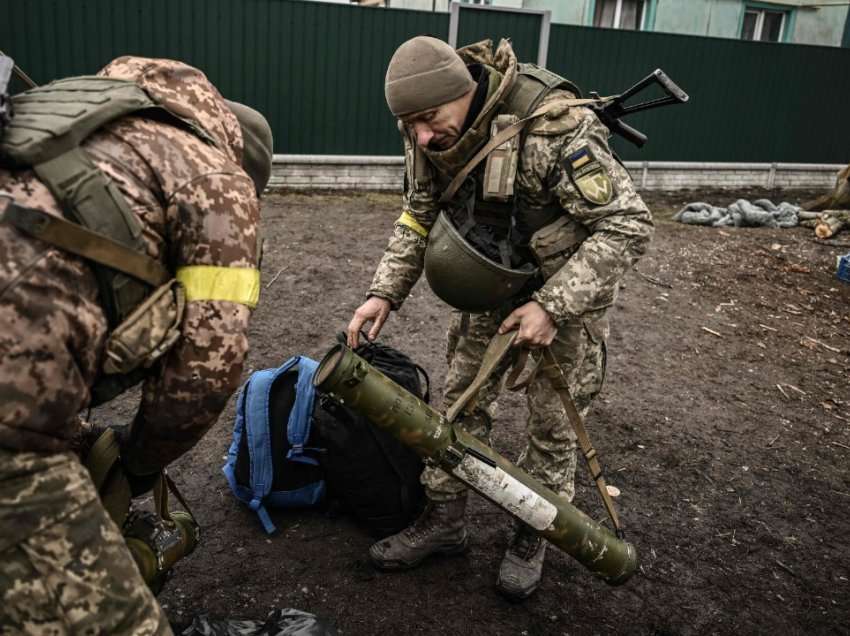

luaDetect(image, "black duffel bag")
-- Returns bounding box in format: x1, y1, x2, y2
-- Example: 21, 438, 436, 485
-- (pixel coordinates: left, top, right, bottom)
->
313, 335, 428, 537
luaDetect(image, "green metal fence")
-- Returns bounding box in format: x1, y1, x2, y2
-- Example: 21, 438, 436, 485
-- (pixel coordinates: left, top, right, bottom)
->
2, 0, 846, 162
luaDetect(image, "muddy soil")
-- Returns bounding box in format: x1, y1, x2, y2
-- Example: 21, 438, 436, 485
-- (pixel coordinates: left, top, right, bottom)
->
95, 188, 850, 635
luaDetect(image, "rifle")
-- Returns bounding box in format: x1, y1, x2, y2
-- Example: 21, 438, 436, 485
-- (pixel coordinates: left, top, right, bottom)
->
591, 68, 689, 147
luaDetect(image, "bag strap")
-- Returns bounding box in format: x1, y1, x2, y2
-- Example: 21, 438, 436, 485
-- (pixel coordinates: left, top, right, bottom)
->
286, 356, 320, 464
0, 199, 169, 286
439, 96, 613, 205
243, 365, 293, 534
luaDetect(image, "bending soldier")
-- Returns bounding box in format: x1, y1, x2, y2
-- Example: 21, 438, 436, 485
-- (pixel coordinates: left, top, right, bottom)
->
347, 37, 653, 599
0, 57, 272, 634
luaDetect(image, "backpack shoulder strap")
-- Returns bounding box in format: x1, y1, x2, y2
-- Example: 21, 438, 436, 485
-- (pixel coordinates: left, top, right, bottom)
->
233, 357, 305, 534
286, 357, 319, 463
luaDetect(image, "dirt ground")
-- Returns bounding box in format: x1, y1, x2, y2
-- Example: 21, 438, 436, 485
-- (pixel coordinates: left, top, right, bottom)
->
95, 188, 849, 635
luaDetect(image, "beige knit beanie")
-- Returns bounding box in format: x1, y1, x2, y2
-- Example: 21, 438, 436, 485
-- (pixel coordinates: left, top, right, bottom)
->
385, 36, 476, 117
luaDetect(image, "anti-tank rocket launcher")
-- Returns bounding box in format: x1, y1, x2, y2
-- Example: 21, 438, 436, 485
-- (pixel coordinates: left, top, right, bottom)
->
314, 344, 638, 585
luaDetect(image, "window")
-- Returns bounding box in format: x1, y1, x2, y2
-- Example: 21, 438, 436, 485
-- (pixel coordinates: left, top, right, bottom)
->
741, 7, 787, 42
593, 0, 646, 30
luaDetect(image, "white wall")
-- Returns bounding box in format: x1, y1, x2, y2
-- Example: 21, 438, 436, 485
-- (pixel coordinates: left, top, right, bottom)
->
792, 5, 849, 47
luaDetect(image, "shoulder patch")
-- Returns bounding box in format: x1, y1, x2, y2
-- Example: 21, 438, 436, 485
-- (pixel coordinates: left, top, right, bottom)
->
564, 146, 613, 206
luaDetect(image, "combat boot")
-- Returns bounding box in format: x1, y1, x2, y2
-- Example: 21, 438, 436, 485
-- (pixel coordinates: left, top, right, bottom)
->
369, 496, 469, 570
496, 524, 547, 600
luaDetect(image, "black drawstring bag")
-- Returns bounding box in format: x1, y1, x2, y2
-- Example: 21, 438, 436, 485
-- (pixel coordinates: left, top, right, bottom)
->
313, 334, 428, 537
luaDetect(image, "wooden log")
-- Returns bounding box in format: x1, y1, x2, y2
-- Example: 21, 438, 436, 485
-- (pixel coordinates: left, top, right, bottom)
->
815, 210, 850, 239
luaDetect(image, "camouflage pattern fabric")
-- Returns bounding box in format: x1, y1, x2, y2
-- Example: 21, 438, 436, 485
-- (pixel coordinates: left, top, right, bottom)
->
0, 57, 259, 633
423, 308, 606, 502
0, 57, 259, 473
0, 449, 172, 635
369, 101, 653, 315
367, 40, 651, 504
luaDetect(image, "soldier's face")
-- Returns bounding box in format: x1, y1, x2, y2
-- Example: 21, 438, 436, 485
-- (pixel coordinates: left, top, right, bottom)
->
402, 89, 475, 151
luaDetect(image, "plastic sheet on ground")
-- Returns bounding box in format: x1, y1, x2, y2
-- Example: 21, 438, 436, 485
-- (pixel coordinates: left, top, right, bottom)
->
179, 608, 337, 636
673, 199, 800, 228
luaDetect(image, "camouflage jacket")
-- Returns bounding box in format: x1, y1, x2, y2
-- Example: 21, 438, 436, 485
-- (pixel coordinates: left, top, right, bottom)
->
369, 41, 653, 324
0, 58, 259, 474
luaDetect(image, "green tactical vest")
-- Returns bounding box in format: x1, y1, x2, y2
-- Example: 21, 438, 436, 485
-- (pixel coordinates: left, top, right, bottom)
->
427, 64, 583, 250
1, 75, 215, 323
0, 76, 213, 404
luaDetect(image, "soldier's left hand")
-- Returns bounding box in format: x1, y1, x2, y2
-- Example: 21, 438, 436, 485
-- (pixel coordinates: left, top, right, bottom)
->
498, 301, 557, 348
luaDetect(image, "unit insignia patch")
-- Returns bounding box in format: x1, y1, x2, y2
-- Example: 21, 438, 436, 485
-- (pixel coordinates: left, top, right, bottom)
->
564, 146, 613, 206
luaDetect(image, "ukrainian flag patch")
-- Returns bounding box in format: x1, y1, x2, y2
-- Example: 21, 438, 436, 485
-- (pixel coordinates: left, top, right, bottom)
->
564, 146, 613, 206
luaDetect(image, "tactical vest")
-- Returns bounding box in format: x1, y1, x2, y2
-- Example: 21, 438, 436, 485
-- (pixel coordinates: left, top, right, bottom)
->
0, 76, 214, 403
425, 64, 582, 267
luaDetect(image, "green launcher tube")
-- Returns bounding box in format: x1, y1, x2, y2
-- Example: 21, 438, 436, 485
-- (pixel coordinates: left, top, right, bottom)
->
314, 344, 638, 585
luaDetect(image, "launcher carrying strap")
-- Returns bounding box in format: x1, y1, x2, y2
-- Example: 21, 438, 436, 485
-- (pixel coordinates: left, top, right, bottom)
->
446, 331, 624, 537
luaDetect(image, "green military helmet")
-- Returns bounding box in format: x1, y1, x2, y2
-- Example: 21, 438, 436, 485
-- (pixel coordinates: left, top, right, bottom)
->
424, 211, 538, 313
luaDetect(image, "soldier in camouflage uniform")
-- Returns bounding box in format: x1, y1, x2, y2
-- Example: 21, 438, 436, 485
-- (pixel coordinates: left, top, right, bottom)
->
347, 37, 653, 599
0, 57, 272, 634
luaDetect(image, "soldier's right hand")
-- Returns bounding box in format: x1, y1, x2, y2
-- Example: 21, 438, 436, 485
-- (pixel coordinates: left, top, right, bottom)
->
347, 296, 392, 348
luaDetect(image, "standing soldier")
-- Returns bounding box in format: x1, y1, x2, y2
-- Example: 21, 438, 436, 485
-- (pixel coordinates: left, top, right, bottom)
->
347, 37, 653, 599
0, 56, 272, 634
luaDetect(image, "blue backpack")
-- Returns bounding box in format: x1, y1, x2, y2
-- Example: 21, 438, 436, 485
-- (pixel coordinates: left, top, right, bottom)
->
222, 356, 324, 534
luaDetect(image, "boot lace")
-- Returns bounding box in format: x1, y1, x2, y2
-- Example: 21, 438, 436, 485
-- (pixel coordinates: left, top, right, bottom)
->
509, 527, 543, 561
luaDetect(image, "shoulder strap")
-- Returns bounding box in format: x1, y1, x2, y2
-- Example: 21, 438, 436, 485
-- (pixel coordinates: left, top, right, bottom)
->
238, 356, 314, 534
285, 357, 319, 464
440, 96, 610, 204
0, 200, 169, 286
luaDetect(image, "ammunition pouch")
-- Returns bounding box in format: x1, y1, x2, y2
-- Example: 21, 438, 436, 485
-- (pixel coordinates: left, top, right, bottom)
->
103, 279, 186, 375
528, 215, 590, 280
482, 114, 520, 202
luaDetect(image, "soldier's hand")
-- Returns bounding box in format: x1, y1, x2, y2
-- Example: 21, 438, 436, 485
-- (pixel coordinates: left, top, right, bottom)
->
498, 301, 557, 348
347, 296, 392, 348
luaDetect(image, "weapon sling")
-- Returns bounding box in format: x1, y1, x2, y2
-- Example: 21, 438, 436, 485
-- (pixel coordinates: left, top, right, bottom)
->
439, 96, 613, 205
447, 331, 624, 537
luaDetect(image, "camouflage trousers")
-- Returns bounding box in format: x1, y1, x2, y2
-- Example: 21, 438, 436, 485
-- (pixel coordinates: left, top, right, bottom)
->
423, 307, 607, 503
0, 449, 172, 636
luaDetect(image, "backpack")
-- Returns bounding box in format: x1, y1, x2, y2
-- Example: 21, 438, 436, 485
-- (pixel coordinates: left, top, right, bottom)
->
313, 336, 428, 537
222, 356, 325, 534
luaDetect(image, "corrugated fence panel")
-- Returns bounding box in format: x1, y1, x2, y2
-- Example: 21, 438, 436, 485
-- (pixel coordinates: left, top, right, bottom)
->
456, 7, 541, 64
1, 1, 846, 162
547, 24, 848, 163
1, 0, 446, 155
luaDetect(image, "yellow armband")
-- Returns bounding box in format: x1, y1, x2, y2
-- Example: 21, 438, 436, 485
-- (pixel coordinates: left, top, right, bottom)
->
396, 211, 429, 238
176, 266, 260, 309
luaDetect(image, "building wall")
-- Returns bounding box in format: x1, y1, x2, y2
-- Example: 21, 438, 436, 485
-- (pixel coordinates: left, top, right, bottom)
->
410, 0, 850, 47
793, 5, 849, 47
522, 0, 589, 25
653, 0, 741, 38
